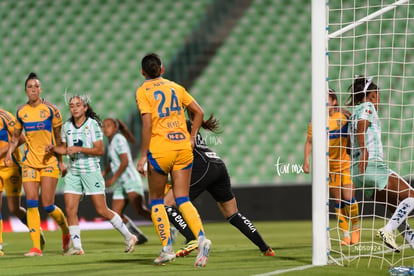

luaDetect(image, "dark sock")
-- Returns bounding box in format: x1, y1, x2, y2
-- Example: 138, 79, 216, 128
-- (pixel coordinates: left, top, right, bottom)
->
165, 205, 196, 243
227, 212, 269, 252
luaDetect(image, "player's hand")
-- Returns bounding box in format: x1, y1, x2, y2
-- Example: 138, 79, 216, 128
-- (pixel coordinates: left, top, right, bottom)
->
67, 146, 81, 156
59, 162, 67, 177
137, 156, 148, 177
105, 177, 115, 187
4, 154, 13, 167
190, 136, 195, 149
303, 161, 310, 174
45, 144, 54, 153
358, 148, 369, 174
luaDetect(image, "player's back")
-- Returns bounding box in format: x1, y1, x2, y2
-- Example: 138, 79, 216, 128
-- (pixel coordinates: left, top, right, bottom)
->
136, 77, 195, 152
328, 110, 351, 172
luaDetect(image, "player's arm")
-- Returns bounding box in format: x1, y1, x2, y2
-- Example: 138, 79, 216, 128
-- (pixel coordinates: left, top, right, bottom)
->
303, 135, 312, 174
137, 113, 151, 177
4, 128, 22, 166
53, 124, 68, 176
356, 119, 370, 173
186, 101, 204, 149
102, 164, 111, 178
68, 140, 104, 156
106, 153, 128, 187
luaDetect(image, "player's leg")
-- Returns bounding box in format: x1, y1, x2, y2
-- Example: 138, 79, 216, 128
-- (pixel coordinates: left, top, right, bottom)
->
330, 173, 350, 245
85, 172, 136, 253
63, 191, 84, 255
0, 188, 3, 256
40, 175, 70, 252
341, 170, 360, 245
125, 190, 150, 244
376, 171, 414, 251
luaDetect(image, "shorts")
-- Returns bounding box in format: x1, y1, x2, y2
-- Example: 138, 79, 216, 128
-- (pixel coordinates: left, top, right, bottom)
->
22, 165, 60, 183
351, 159, 392, 198
147, 149, 193, 175
112, 179, 145, 200
0, 166, 22, 196
329, 167, 352, 188
189, 161, 234, 202
64, 171, 105, 195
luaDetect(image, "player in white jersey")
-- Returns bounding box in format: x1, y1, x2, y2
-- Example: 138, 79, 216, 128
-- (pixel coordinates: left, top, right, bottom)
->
46, 95, 136, 255
347, 76, 414, 252
102, 118, 151, 244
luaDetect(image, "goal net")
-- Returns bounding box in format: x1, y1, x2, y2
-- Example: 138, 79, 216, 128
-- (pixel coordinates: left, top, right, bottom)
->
326, 0, 414, 268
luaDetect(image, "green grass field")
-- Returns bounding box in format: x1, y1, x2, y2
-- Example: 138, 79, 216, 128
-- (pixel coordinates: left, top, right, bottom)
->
0, 220, 404, 275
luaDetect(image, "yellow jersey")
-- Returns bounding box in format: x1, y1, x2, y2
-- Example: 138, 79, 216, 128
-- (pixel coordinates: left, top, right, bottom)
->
136, 77, 195, 152
307, 108, 351, 173
15, 100, 62, 168
0, 109, 22, 168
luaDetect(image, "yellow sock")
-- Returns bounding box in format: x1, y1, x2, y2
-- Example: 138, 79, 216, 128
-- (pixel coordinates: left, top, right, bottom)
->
27, 207, 41, 250
48, 206, 69, 235
0, 219, 3, 245
178, 201, 204, 238
151, 204, 171, 247
348, 199, 360, 228
335, 203, 349, 235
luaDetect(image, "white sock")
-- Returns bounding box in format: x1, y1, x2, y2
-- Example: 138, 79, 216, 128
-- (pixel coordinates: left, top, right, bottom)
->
69, 225, 82, 249
384, 197, 414, 232
110, 212, 132, 240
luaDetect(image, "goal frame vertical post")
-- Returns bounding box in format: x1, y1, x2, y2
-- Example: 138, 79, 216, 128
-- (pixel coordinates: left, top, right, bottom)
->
311, 0, 329, 266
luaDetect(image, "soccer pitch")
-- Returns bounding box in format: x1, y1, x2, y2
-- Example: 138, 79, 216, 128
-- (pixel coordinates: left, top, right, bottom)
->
0, 221, 394, 275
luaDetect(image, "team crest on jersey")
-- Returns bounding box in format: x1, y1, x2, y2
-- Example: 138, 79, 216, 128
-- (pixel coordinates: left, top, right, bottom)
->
40, 110, 46, 118
364, 109, 372, 115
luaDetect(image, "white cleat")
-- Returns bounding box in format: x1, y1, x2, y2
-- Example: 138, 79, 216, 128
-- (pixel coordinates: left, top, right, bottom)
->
125, 235, 137, 253
194, 236, 212, 267
153, 246, 176, 265
63, 247, 85, 256
377, 228, 400, 253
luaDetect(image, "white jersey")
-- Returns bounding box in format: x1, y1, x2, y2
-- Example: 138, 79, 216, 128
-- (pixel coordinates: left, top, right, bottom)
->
349, 102, 383, 163
61, 117, 103, 174
107, 133, 142, 185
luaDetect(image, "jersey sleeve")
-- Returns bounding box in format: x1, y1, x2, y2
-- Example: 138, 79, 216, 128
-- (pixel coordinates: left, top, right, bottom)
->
61, 123, 67, 143
91, 120, 103, 142
181, 89, 195, 107
52, 106, 63, 127
114, 135, 129, 155
15, 109, 23, 129
3, 111, 17, 135
358, 102, 375, 122
306, 122, 312, 138
136, 88, 152, 115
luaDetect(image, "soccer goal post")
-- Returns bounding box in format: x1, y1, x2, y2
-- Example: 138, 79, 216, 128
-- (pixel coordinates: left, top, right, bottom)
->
313, 0, 414, 268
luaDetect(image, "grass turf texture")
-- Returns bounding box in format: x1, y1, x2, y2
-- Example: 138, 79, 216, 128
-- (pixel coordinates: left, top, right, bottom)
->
0, 221, 407, 275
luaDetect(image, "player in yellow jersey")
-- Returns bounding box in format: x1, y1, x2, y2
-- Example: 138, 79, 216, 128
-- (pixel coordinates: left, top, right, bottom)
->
303, 90, 360, 245
136, 53, 211, 267
5, 72, 69, 256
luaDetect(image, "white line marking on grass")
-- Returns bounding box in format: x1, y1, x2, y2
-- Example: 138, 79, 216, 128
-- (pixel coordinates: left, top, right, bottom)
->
252, 264, 315, 276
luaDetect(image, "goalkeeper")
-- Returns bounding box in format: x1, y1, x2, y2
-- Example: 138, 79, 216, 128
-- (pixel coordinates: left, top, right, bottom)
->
164, 111, 274, 257
347, 76, 414, 252
304, 90, 360, 246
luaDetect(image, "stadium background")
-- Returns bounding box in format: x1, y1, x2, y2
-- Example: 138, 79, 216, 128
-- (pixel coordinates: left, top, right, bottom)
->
1, 0, 313, 223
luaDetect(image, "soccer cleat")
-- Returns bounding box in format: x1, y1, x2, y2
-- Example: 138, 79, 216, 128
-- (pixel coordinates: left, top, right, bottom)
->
63, 247, 85, 256
125, 234, 137, 253
176, 240, 198, 257
194, 236, 212, 267
377, 228, 400, 253
62, 234, 71, 253
124, 215, 148, 245
154, 246, 176, 265
40, 228, 46, 251
351, 228, 360, 245
0, 245, 4, 256
341, 236, 351, 246
24, 247, 42, 257
262, 247, 275, 256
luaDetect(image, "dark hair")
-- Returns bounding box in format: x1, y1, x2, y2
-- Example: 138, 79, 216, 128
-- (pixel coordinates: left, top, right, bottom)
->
25, 72, 39, 87
346, 76, 378, 106
187, 109, 222, 134
328, 89, 338, 106
69, 96, 102, 127
105, 118, 136, 144
141, 53, 162, 79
